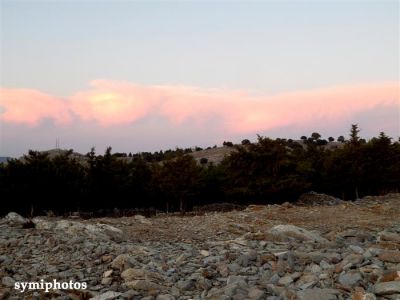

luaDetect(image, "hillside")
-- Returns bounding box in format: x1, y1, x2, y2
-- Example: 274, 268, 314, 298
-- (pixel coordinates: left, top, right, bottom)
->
190, 146, 236, 164
15, 139, 344, 166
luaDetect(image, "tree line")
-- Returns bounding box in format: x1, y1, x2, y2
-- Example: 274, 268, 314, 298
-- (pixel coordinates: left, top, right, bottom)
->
0, 125, 399, 216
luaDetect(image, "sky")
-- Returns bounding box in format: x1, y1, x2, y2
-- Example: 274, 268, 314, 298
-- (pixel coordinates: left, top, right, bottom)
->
0, 0, 399, 157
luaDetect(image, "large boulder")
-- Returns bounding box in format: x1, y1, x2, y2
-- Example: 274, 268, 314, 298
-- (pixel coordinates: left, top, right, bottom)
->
5, 212, 27, 225
297, 191, 343, 206
5, 212, 28, 224
268, 224, 328, 243
33, 218, 122, 240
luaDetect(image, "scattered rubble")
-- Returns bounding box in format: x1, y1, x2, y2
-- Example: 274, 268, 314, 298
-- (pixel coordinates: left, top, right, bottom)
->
1, 193, 400, 299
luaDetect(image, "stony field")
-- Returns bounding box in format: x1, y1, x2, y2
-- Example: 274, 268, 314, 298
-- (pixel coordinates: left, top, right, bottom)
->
1, 193, 400, 300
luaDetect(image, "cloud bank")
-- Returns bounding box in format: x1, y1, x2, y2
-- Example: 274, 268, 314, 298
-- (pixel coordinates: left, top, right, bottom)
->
1, 81, 399, 136
0, 88, 71, 126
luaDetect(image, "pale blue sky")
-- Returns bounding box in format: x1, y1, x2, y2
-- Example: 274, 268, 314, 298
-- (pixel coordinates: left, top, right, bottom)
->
1, 0, 398, 95
0, 0, 399, 157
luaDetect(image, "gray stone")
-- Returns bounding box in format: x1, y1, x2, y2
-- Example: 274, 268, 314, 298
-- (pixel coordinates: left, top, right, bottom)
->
247, 287, 265, 300
176, 279, 195, 291
227, 262, 241, 273
278, 275, 293, 286
237, 254, 249, 267
338, 270, 362, 287
374, 281, 400, 295
101, 277, 112, 285
103, 270, 113, 278
125, 280, 161, 291
297, 288, 339, 300
295, 274, 318, 289
224, 283, 244, 297
268, 273, 280, 284
349, 245, 364, 254
89, 291, 122, 300
1, 277, 15, 288
111, 254, 132, 270
227, 275, 247, 286
5, 212, 27, 225
156, 295, 175, 300
269, 224, 328, 243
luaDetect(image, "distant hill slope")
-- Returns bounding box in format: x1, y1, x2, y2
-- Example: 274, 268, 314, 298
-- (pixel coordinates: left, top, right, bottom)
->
190, 146, 236, 164
189, 140, 344, 164
15, 140, 344, 165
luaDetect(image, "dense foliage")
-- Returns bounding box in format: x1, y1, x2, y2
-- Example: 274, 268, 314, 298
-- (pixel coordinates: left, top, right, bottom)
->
1, 125, 399, 216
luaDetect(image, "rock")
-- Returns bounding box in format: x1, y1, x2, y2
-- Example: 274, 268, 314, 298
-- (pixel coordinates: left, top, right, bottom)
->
32, 218, 123, 240
32, 217, 55, 229
226, 275, 247, 286
247, 287, 265, 299
89, 291, 122, 300
268, 273, 280, 284
236, 254, 249, 267
121, 268, 145, 281
349, 245, 364, 254
156, 295, 175, 300
5, 212, 27, 225
103, 270, 113, 278
200, 250, 210, 257
101, 255, 113, 263
297, 288, 339, 300
1, 277, 15, 288
175, 252, 191, 265
111, 254, 132, 270
120, 290, 139, 299
217, 263, 229, 277
278, 275, 293, 286
295, 274, 318, 289
227, 262, 240, 273
176, 279, 195, 291
374, 281, 400, 295
101, 277, 112, 285
133, 214, 151, 223
121, 268, 164, 284
268, 224, 328, 243
297, 192, 342, 206
352, 288, 377, 300
378, 270, 400, 282
338, 270, 363, 287
309, 263, 322, 274
378, 251, 400, 263
378, 232, 400, 242
125, 280, 161, 291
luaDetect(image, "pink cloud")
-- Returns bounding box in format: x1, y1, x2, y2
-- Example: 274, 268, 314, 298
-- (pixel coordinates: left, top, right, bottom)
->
69, 80, 162, 126
1, 81, 398, 135
0, 88, 71, 125
224, 82, 399, 133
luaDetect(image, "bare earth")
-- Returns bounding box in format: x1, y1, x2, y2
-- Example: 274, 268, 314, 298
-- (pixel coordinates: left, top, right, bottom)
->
99, 194, 400, 243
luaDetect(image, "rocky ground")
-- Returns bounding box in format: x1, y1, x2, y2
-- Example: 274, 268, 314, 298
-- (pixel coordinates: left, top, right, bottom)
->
1, 193, 400, 300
